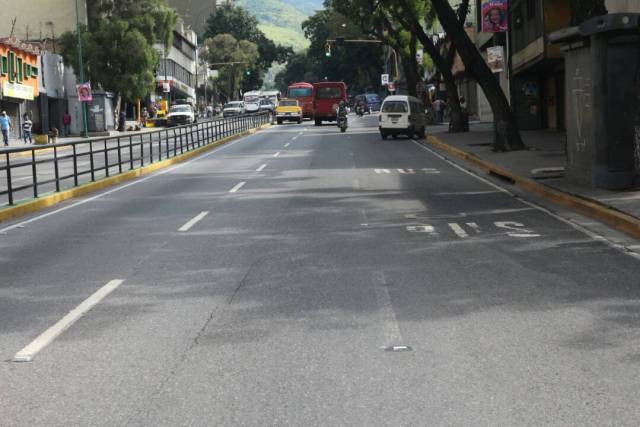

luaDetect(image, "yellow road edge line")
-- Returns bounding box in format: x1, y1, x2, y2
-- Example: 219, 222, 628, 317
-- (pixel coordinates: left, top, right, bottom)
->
0, 124, 270, 224
427, 135, 640, 239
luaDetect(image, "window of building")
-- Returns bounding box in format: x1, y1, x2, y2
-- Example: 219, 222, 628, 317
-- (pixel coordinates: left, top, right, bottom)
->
24, 63, 31, 80
30, 66, 38, 78
0, 55, 7, 75
17, 57, 23, 82
8, 51, 15, 82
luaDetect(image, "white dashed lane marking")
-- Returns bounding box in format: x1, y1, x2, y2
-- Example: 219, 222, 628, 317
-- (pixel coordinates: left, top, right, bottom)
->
13, 279, 125, 362
178, 211, 209, 232
229, 181, 246, 193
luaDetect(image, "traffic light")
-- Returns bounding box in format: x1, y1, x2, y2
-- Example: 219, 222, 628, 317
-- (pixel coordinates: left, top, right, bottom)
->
246, 69, 251, 76
325, 42, 332, 57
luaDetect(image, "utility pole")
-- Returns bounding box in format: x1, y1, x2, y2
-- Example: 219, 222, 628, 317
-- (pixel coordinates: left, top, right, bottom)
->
75, 0, 88, 137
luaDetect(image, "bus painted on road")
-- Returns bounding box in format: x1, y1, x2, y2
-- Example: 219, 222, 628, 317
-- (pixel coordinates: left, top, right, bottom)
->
287, 82, 314, 119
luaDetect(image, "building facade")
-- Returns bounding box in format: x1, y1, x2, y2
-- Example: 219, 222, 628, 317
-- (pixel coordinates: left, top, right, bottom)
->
154, 23, 198, 106
0, 37, 40, 140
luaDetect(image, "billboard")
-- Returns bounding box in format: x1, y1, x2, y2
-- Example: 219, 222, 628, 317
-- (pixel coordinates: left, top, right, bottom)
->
487, 46, 505, 73
482, 0, 508, 33
76, 82, 93, 102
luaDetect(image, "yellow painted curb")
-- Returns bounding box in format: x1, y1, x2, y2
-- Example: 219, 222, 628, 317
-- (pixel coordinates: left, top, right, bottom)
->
427, 135, 640, 239
0, 124, 270, 224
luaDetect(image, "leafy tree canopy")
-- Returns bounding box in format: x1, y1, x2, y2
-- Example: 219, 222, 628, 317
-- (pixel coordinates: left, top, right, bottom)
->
61, 0, 177, 102
203, 3, 293, 89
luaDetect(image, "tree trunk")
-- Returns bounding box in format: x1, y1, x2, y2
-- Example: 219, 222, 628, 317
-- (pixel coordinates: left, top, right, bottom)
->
404, 34, 420, 97
432, 0, 525, 150
394, 3, 465, 133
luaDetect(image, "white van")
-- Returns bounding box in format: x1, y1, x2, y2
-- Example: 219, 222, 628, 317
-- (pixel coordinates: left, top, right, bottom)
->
378, 95, 427, 140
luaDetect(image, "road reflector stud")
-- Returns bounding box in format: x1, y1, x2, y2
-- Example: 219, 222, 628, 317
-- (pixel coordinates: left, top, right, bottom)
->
384, 345, 412, 352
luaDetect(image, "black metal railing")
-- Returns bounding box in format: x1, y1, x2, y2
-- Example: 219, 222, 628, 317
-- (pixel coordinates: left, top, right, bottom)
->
0, 112, 270, 207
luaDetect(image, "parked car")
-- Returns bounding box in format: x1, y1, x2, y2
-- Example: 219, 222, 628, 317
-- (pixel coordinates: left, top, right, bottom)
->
223, 101, 244, 117
378, 95, 427, 140
312, 81, 347, 126
259, 98, 275, 114
275, 99, 302, 124
166, 104, 195, 127
354, 93, 382, 113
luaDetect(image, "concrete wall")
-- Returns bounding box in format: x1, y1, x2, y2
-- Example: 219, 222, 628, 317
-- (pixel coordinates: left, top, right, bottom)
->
0, 0, 87, 40
606, 0, 640, 13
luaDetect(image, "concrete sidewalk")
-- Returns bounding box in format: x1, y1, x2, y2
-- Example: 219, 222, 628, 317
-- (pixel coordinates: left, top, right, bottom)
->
427, 123, 640, 236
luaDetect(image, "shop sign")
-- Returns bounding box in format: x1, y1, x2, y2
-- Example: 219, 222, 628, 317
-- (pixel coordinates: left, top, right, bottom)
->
482, 0, 508, 33
2, 81, 34, 100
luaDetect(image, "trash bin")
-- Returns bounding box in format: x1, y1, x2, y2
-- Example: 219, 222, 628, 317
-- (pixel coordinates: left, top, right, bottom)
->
550, 13, 640, 189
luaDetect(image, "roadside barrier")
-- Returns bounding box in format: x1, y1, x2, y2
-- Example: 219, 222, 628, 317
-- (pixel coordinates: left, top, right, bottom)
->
0, 113, 270, 207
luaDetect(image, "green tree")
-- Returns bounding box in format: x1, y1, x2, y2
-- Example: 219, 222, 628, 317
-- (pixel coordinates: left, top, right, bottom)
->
203, 34, 260, 100
430, 0, 525, 150
274, 52, 317, 92
300, 7, 384, 92
204, 3, 293, 90
61, 0, 177, 105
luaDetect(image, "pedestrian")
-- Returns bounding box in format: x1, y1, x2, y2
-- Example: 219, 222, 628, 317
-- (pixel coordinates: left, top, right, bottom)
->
118, 110, 126, 132
0, 111, 11, 146
141, 107, 149, 127
432, 98, 447, 124
22, 115, 33, 144
63, 111, 72, 136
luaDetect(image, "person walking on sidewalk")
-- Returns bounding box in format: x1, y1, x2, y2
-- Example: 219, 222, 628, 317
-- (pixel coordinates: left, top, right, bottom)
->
22, 114, 33, 144
0, 111, 12, 146
432, 98, 447, 124
63, 111, 72, 136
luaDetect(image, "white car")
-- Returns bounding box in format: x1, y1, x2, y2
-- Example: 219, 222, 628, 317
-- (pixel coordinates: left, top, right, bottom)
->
378, 95, 427, 140
223, 101, 245, 117
244, 101, 260, 113
166, 104, 195, 127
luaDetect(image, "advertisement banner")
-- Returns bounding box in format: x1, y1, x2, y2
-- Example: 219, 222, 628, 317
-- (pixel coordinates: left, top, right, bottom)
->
76, 82, 93, 102
487, 46, 505, 73
482, 0, 508, 33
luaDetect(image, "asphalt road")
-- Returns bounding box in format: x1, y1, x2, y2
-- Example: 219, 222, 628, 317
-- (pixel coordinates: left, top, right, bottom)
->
1, 115, 639, 426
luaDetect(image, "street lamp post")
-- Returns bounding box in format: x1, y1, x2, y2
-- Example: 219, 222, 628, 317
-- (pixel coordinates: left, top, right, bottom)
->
75, 0, 88, 137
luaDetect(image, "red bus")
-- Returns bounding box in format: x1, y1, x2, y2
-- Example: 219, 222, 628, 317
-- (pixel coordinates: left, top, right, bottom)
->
287, 82, 314, 119
312, 82, 347, 126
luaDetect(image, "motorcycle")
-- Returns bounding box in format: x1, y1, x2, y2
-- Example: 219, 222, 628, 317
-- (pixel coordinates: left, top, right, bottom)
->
355, 104, 365, 117
337, 114, 348, 132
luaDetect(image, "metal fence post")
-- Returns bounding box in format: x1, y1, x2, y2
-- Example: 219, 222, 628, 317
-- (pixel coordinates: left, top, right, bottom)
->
73, 144, 79, 186
129, 136, 134, 170
5, 152, 13, 205
53, 145, 60, 192
89, 140, 95, 181
104, 140, 109, 177
31, 149, 38, 198
117, 137, 122, 173
140, 134, 144, 167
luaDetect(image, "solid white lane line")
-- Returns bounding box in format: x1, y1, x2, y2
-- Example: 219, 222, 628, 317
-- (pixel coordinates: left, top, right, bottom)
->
372, 271, 403, 346
273, 151, 281, 157
448, 223, 469, 238
178, 211, 209, 232
229, 181, 246, 193
256, 164, 267, 172
13, 279, 125, 362
284, 142, 291, 147
292, 136, 298, 140
0, 132, 260, 234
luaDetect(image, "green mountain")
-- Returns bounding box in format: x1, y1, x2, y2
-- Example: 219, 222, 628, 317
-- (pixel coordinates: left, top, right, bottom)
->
236, 0, 324, 51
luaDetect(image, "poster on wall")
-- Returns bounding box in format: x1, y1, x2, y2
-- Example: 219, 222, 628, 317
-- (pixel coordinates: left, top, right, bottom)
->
487, 46, 505, 73
482, 0, 508, 33
76, 82, 93, 102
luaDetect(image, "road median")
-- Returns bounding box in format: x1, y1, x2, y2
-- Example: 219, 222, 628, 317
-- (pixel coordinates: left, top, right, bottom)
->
0, 124, 270, 224
426, 134, 640, 239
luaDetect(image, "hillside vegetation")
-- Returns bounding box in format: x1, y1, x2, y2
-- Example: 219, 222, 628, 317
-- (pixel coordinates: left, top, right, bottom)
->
236, 0, 324, 51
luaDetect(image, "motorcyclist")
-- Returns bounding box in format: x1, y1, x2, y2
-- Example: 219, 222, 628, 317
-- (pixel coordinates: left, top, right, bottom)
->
337, 100, 348, 131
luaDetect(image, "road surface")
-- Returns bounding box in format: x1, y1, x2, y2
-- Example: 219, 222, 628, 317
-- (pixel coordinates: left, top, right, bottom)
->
1, 115, 639, 426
